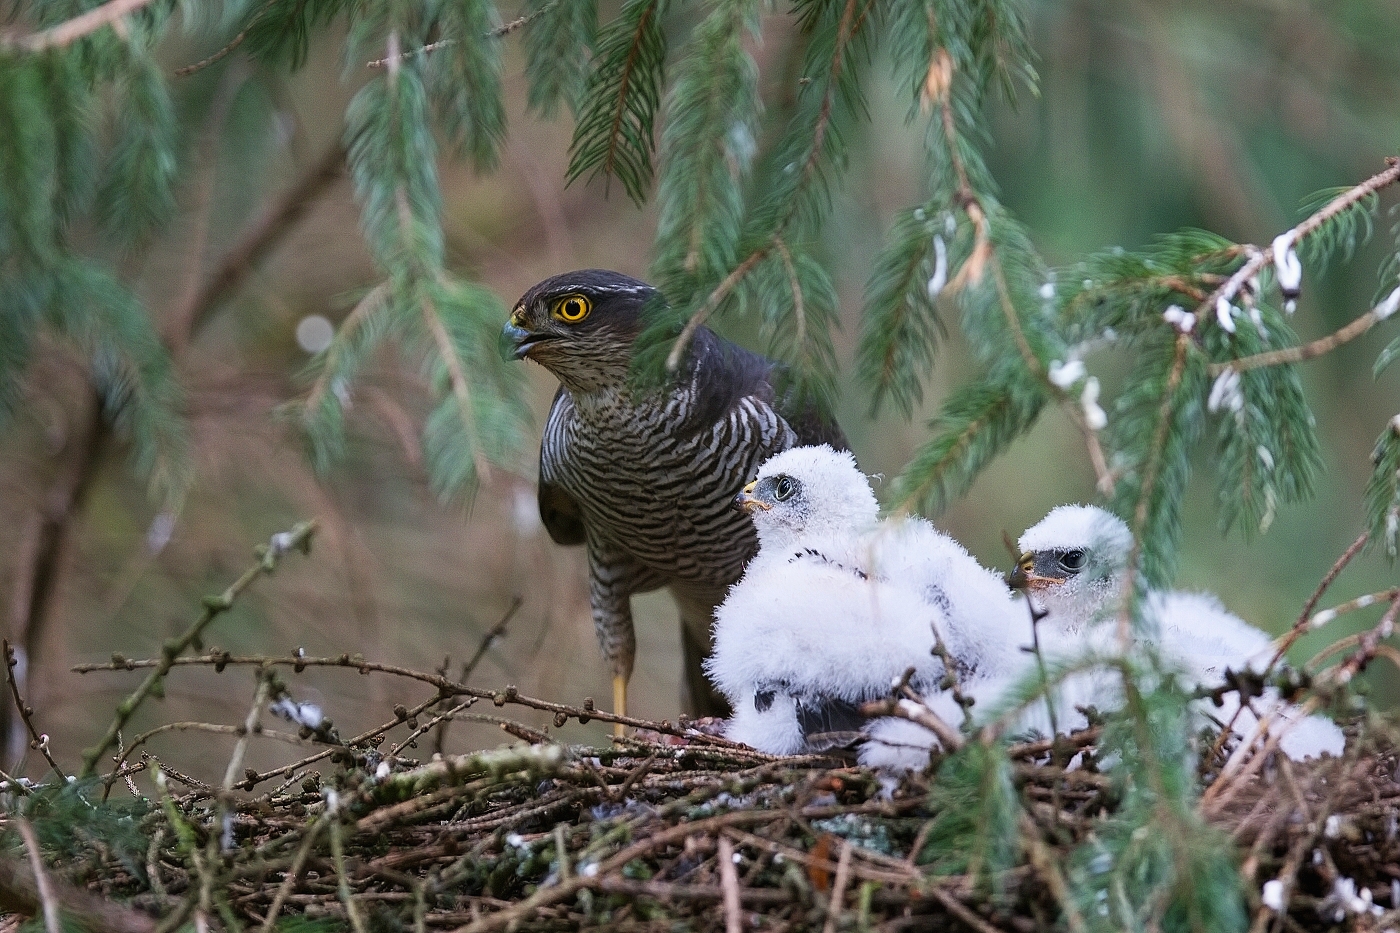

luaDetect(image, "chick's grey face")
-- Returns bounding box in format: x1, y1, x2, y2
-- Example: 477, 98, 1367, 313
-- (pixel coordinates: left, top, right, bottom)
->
734, 473, 808, 538
1012, 548, 1088, 590
501, 270, 655, 392
1011, 543, 1123, 630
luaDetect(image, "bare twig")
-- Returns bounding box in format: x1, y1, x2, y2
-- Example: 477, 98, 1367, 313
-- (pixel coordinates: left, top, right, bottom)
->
1, 0, 161, 51
79, 520, 318, 777
173, 0, 278, 77
15, 818, 59, 933
329, 813, 369, 933
822, 840, 852, 933
4, 640, 65, 779
858, 695, 963, 752
76, 651, 749, 747
1269, 531, 1370, 670
461, 595, 522, 683
180, 144, 347, 339
1210, 293, 1400, 375
364, 1, 556, 67
718, 835, 743, 933
256, 820, 326, 933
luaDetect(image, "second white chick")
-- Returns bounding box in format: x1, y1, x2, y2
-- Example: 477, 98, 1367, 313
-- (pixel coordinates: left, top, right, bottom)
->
1008, 504, 1344, 761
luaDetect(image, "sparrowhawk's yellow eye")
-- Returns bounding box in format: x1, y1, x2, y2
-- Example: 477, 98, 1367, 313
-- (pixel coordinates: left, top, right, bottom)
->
553, 294, 591, 323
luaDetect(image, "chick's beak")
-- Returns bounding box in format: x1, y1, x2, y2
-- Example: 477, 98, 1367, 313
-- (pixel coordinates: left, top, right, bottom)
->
733, 480, 770, 514
1007, 551, 1062, 590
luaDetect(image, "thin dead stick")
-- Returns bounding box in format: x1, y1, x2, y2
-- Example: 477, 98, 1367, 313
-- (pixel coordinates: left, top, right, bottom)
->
4, 640, 65, 779
104, 721, 311, 798
180, 145, 346, 339
221, 671, 274, 794
1023, 816, 1086, 933
1268, 531, 1370, 670
2, 0, 160, 51
1210, 293, 1400, 375
822, 840, 853, 933
79, 520, 317, 777
257, 821, 326, 933
858, 696, 963, 751
1309, 594, 1400, 680
925, 884, 1009, 933
174, 0, 277, 78
718, 835, 743, 933
461, 595, 522, 683
365, 1, 556, 67
329, 815, 369, 933
720, 829, 917, 886
77, 651, 747, 747
15, 818, 59, 933
1301, 588, 1400, 649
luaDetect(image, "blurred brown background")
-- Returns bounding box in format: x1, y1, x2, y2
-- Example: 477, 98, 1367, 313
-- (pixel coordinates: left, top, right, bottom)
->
2, 0, 1398, 782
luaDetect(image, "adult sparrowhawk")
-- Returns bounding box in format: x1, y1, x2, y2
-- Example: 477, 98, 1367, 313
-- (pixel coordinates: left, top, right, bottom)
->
501, 269, 846, 727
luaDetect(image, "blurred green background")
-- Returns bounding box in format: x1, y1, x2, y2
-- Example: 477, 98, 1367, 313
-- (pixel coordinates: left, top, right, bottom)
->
1, 0, 1397, 780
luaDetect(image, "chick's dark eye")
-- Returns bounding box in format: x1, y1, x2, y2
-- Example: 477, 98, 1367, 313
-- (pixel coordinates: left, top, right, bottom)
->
1059, 549, 1086, 572
773, 476, 795, 501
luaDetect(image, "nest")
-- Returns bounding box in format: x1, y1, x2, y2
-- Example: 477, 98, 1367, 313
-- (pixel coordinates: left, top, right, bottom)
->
5, 524, 1399, 933
4, 650, 1400, 933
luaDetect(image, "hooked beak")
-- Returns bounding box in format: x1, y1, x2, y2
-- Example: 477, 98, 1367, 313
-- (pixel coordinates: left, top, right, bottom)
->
733, 480, 770, 514
500, 319, 548, 361
1007, 551, 1064, 590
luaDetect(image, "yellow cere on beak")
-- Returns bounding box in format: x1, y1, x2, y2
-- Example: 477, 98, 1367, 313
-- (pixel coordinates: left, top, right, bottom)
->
1007, 551, 1063, 590
733, 480, 771, 514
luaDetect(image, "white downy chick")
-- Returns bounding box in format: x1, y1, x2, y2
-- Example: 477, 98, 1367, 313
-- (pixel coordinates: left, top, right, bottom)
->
712, 444, 1022, 766
709, 556, 949, 754
1007, 505, 1344, 761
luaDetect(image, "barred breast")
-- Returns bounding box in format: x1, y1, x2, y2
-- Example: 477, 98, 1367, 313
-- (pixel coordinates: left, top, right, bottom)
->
542, 384, 797, 589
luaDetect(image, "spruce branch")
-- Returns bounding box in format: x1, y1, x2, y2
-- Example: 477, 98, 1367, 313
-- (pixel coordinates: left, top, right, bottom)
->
664, 247, 768, 373
1209, 286, 1400, 375
1366, 414, 1400, 559
910, 52, 1112, 495
78, 520, 318, 778
0, 0, 163, 51
566, 0, 668, 203
1194, 156, 1400, 333
1121, 333, 1191, 638
422, 289, 491, 485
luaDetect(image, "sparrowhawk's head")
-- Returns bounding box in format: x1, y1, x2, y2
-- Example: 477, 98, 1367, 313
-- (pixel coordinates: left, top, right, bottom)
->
501, 270, 657, 392
1008, 504, 1132, 632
